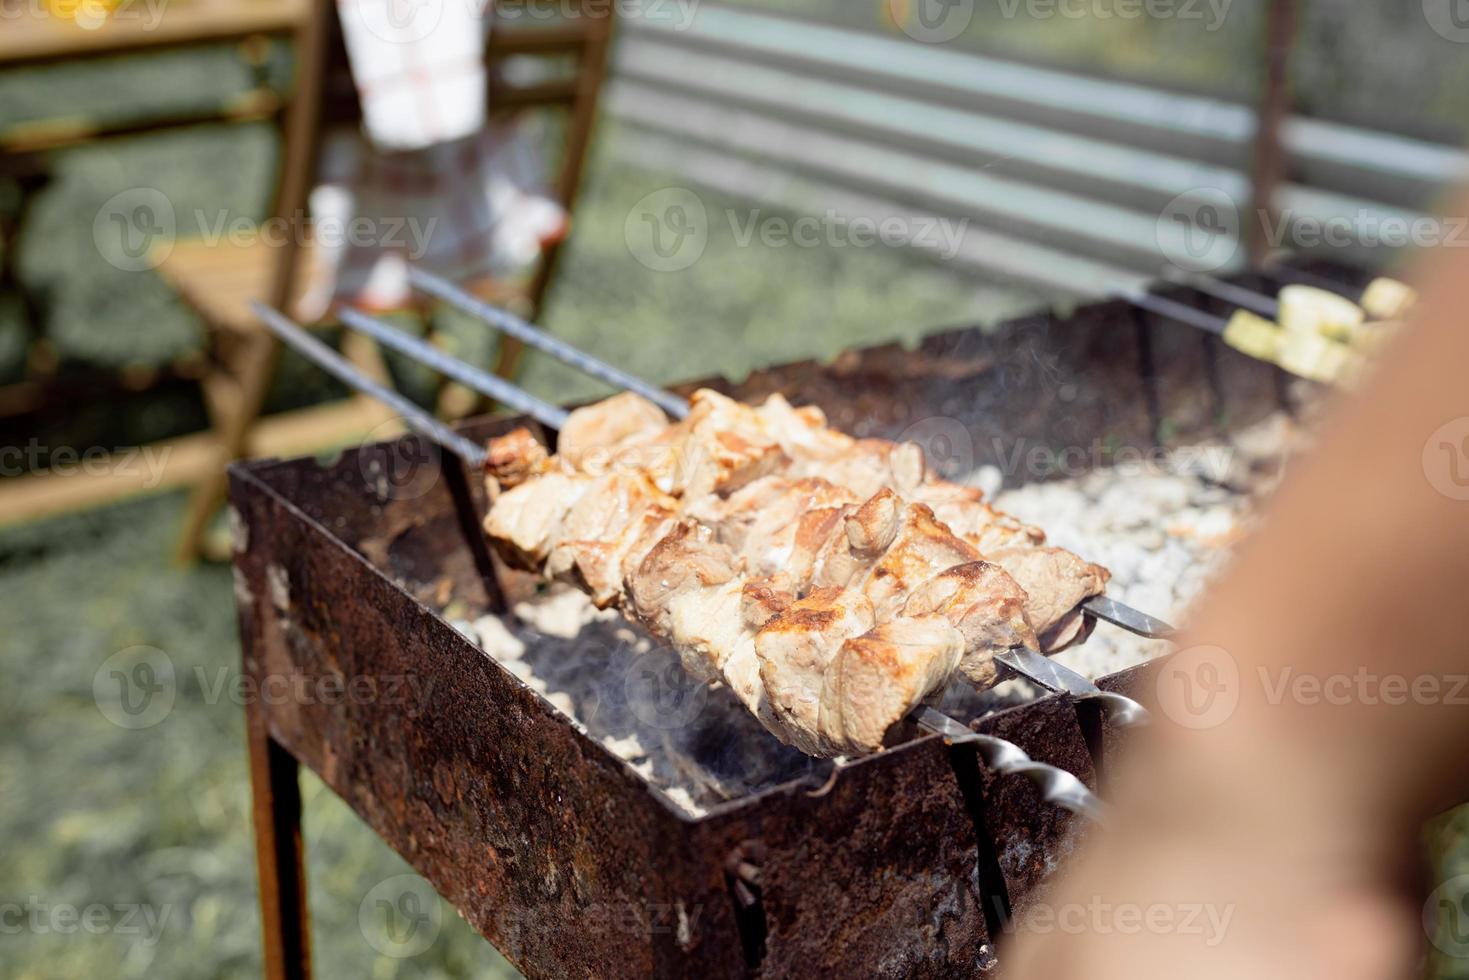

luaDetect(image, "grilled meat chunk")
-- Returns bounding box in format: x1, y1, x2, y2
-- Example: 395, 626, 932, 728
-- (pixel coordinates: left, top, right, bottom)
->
756, 588, 876, 756
483, 472, 587, 569
818, 617, 966, 758
989, 546, 1110, 652
484, 427, 551, 491
544, 474, 676, 607
902, 561, 1036, 686
557, 391, 670, 470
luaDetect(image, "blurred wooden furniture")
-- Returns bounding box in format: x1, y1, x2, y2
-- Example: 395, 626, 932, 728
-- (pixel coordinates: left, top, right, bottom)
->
0, 1, 615, 553
0, 0, 330, 529
0, 0, 305, 68
159, 0, 616, 560
0, 0, 312, 407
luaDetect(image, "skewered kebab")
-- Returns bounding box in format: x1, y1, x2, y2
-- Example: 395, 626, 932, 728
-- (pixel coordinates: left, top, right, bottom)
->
1156, 268, 1417, 384
251, 300, 1118, 820
483, 388, 1111, 757
488, 388, 1109, 651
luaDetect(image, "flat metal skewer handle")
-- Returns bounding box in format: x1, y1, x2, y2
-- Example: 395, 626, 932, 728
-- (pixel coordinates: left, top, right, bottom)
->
915, 707, 1109, 823
408, 267, 693, 420
251, 303, 488, 467
1159, 267, 1279, 317
995, 648, 1151, 728
1081, 596, 1176, 639
337, 307, 571, 431
1114, 288, 1228, 336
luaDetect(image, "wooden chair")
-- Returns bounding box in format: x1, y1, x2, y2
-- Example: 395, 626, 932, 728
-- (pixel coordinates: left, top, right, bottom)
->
158, 0, 616, 560
0, 0, 315, 421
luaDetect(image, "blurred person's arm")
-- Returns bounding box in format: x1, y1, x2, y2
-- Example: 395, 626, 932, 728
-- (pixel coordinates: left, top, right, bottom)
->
1007, 197, 1469, 980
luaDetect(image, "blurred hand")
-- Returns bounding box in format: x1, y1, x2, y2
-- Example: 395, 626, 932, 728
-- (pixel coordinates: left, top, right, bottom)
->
1003, 741, 1423, 980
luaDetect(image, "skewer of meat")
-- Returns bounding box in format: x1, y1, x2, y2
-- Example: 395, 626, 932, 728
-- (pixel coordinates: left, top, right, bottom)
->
490, 388, 1111, 653
482, 391, 1108, 756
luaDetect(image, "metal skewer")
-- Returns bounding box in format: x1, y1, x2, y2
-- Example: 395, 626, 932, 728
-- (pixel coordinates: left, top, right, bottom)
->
1261, 262, 1363, 301
411, 273, 1176, 646
1114, 287, 1229, 336
1159, 267, 1279, 318
913, 707, 1109, 824
251, 303, 490, 466
337, 307, 571, 430
995, 648, 1150, 727
400, 278, 1166, 730
253, 301, 1111, 822
1080, 595, 1175, 640
408, 267, 692, 420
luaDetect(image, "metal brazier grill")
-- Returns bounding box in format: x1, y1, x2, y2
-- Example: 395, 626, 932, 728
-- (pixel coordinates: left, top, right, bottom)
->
229, 258, 1361, 978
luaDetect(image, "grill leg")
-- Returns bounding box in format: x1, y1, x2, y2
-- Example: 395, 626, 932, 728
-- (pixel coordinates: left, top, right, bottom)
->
247, 698, 313, 980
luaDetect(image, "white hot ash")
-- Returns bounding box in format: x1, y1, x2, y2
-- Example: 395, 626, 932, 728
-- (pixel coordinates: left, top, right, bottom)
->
452, 588, 828, 817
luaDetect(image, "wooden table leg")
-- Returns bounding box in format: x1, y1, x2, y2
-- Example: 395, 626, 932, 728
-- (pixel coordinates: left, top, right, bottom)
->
246, 697, 313, 980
